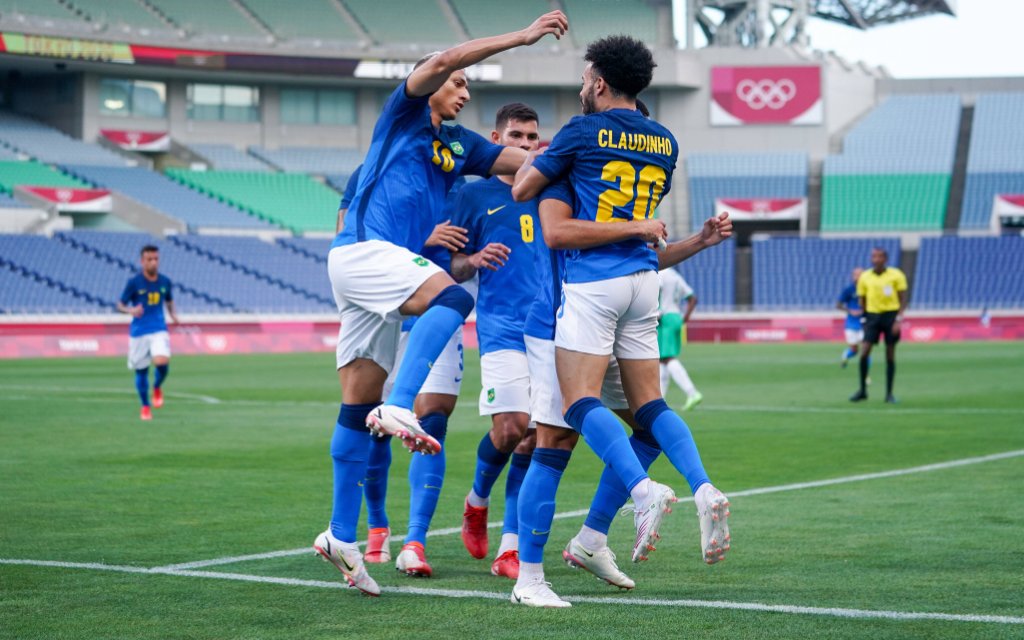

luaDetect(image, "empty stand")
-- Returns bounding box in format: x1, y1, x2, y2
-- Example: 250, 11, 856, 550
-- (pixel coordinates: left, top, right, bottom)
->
676, 240, 735, 310
913, 236, 1024, 309
450, 0, 550, 38
62, 165, 275, 231
342, 0, 456, 46
146, 0, 264, 39
0, 160, 88, 193
752, 237, 901, 310
0, 111, 131, 167
277, 237, 331, 263
960, 93, 1024, 230
67, 0, 170, 31
0, 191, 29, 208
687, 153, 808, 231
189, 144, 274, 172
561, 0, 660, 48
822, 95, 960, 232
0, 260, 102, 314
244, 0, 358, 43
248, 146, 362, 175
166, 170, 338, 233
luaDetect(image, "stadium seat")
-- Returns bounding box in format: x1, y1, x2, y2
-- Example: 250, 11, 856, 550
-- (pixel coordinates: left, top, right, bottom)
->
277, 237, 331, 263
0, 160, 89, 194
0, 111, 131, 167
450, 0, 550, 39
822, 95, 960, 232
0, 191, 29, 208
751, 237, 901, 310
0, 259, 103, 314
165, 170, 340, 233
561, 0, 660, 48
676, 240, 735, 310
145, 0, 265, 40
248, 146, 362, 176
65, 0, 170, 32
61, 165, 276, 231
913, 236, 1024, 309
189, 144, 275, 172
342, 0, 457, 46
686, 153, 808, 231
959, 93, 1024, 230
244, 0, 359, 43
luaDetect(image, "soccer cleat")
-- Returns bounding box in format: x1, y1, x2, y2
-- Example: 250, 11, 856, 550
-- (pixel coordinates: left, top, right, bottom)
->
140, 406, 153, 421
364, 527, 391, 564
152, 388, 164, 409
849, 390, 868, 402
461, 498, 489, 559
695, 484, 731, 565
510, 579, 572, 608
683, 391, 704, 411
395, 542, 432, 578
366, 404, 441, 455
312, 529, 381, 596
885, 394, 898, 404
490, 550, 520, 580
630, 481, 677, 563
562, 536, 635, 590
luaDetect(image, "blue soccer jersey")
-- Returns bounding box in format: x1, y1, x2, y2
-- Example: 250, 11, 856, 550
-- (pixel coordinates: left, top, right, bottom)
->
332, 81, 504, 254
120, 274, 172, 338
838, 283, 863, 330
338, 165, 362, 211
451, 177, 539, 354
531, 108, 678, 284
524, 180, 572, 341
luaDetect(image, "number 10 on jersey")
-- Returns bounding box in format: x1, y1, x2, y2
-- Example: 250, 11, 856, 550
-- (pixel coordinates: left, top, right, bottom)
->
596, 161, 667, 223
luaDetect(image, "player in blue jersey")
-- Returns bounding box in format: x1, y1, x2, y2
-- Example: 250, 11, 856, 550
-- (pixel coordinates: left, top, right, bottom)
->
117, 245, 179, 422
314, 9, 569, 597
837, 267, 868, 368
511, 35, 731, 606
448, 103, 542, 580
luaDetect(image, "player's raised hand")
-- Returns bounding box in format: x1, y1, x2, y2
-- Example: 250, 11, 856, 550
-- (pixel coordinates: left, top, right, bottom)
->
701, 211, 733, 247
425, 220, 469, 252
521, 10, 568, 45
469, 242, 511, 272
633, 218, 667, 244
130, 305, 144, 318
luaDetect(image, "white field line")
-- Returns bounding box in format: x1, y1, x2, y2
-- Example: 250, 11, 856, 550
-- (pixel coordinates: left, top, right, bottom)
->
0, 384, 221, 404
151, 448, 1024, 571
0, 558, 1021, 625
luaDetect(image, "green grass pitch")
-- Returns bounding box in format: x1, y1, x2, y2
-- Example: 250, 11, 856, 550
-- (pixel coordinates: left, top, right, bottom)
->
2, 341, 1023, 639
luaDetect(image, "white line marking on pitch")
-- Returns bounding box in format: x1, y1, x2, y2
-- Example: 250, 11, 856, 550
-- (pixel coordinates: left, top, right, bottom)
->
151, 448, 1024, 571
1, 558, 1021, 625
0, 384, 221, 404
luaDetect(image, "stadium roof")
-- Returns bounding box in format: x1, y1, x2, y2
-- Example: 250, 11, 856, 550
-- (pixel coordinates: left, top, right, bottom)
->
812, 0, 957, 29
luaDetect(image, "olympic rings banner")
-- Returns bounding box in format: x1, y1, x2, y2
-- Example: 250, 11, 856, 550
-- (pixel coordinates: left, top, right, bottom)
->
710, 66, 822, 126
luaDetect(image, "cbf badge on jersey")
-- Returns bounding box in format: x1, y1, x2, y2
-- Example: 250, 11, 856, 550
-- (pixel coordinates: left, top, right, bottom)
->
450, 141, 465, 156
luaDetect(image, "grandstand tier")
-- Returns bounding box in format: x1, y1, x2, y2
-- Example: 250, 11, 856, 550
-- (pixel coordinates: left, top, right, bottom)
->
752, 237, 901, 310
165, 170, 339, 234
248, 146, 361, 176
0, 111, 130, 167
189, 144, 274, 172
243, 0, 359, 43
960, 93, 1024, 230
913, 236, 1024, 310
145, 0, 265, 39
686, 153, 808, 231
820, 174, 951, 232
676, 240, 735, 310
0, 160, 89, 194
342, 0, 456, 46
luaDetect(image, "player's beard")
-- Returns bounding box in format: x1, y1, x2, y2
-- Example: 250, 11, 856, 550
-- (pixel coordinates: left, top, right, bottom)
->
580, 85, 597, 115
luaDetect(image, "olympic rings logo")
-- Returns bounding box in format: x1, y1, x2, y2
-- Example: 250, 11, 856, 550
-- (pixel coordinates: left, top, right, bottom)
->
736, 79, 797, 110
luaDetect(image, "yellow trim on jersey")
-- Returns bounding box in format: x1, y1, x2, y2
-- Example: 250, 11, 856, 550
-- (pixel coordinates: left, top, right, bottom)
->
856, 267, 907, 313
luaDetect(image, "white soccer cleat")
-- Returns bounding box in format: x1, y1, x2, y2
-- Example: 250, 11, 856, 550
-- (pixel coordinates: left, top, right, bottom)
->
365, 404, 441, 455
695, 484, 731, 565
313, 529, 381, 596
510, 579, 572, 608
562, 536, 635, 590
630, 481, 678, 563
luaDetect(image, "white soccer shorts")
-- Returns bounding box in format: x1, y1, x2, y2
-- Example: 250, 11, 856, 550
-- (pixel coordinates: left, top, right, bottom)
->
479, 349, 531, 416
329, 240, 443, 371
127, 330, 171, 370
845, 328, 865, 345
555, 270, 660, 360
525, 335, 628, 430
382, 328, 464, 399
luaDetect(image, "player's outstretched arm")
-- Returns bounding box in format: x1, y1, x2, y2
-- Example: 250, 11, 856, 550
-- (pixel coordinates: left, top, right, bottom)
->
540, 198, 666, 250
511, 149, 550, 202
406, 11, 567, 98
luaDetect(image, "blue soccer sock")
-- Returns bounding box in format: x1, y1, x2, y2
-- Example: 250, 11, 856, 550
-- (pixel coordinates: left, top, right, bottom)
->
502, 452, 532, 536
471, 433, 511, 501
364, 435, 392, 530
134, 368, 149, 407
329, 403, 375, 543
637, 399, 710, 495
583, 431, 662, 535
154, 363, 169, 389
405, 413, 448, 546
385, 285, 473, 410
843, 347, 856, 360
518, 448, 571, 564
565, 397, 648, 495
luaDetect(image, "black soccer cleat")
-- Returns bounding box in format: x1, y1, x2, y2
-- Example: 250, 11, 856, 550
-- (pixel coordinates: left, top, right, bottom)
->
849, 390, 868, 402
885, 394, 898, 404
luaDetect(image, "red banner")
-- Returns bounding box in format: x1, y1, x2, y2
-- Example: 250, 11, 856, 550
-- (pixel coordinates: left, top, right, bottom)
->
710, 66, 822, 126
100, 129, 170, 152
715, 198, 807, 221
20, 186, 112, 212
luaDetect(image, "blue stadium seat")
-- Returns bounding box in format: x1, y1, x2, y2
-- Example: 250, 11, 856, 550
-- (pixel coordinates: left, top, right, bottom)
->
960, 93, 1024, 229
913, 236, 1024, 309
676, 241, 735, 310
0, 260, 103, 314
0, 111, 130, 167
248, 146, 362, 175
686, 153, 808, 231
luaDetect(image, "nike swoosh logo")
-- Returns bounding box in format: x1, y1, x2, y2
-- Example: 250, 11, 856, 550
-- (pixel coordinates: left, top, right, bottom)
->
424, 485, 442, 490
513, 592, 522, 603
357, 481, 364, 487
454, 376, 463, 383
531, 529, 550, 536
487, 205, 506, 215
579, 547, 594, 558
340, 555, 356, 572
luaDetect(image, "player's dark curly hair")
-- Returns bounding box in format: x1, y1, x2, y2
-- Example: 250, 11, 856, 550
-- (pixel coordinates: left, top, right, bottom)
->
140, 244, 159, 256
584, 35, 656, 99
495, 102, 539, 130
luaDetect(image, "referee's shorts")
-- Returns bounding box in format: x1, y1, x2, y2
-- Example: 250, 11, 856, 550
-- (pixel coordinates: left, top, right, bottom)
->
863, 311, 900, 346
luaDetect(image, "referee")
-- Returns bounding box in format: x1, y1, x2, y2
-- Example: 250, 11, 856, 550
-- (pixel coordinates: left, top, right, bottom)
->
850, 247, 908, 404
